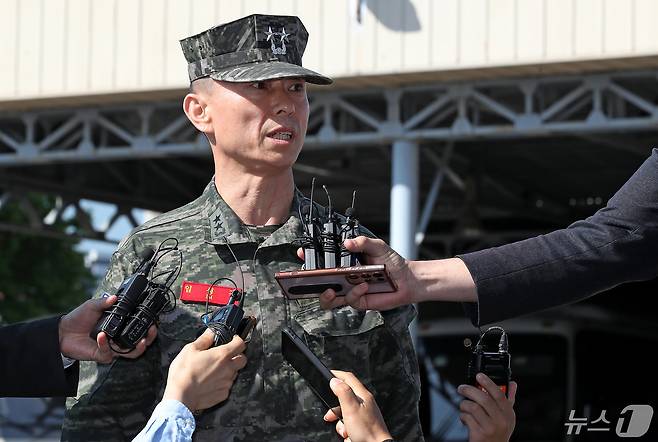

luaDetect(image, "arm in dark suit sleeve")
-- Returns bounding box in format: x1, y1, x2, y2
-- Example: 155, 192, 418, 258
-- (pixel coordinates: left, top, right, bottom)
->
458, 148, 658, 326
0, 316, 79, 397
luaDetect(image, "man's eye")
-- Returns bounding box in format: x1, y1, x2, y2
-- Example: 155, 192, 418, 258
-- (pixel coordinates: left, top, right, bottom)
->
290, 83, 306, 92
251, 82, 267, 89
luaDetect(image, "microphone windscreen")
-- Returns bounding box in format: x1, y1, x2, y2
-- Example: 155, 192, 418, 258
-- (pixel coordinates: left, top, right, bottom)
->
139, 247, 155, 261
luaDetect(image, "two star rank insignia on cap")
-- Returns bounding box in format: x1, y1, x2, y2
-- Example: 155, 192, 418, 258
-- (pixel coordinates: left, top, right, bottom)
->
265, 26, 290, 55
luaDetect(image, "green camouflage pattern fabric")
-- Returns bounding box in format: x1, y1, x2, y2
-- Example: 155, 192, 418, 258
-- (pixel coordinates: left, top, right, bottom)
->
62, 180, 423, 441
181, 14, 332, 85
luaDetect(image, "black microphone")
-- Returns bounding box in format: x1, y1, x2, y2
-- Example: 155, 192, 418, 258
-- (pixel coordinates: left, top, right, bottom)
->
90, 248, 155, 340
137, 247, 156, 274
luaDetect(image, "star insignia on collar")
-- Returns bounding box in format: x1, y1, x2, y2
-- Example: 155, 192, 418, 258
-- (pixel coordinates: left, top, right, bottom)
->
213, 214, 223, 233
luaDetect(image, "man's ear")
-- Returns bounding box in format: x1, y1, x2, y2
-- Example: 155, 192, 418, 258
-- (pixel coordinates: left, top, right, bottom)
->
183, 92, 213, 134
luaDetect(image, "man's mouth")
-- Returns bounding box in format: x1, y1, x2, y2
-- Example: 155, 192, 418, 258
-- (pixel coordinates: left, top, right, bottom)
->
272, 132, 292, 140
267, 128, 294, 141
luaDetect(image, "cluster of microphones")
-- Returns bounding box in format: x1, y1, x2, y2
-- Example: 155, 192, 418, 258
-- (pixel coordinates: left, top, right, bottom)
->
298, 179, 361, 271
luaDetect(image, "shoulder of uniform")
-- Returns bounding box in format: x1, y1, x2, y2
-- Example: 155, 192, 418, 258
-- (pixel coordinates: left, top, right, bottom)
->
116, 196, 205, 252
139, 197, 204, 231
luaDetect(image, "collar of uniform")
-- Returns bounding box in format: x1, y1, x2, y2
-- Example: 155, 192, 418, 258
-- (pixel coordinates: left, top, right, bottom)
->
203, 180, 305, 247
259, 188, 305, 248
203, 180, 252, 245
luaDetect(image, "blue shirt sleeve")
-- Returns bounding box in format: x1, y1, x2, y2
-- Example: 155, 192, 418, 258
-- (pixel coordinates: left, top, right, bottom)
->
132, 399, 196, 442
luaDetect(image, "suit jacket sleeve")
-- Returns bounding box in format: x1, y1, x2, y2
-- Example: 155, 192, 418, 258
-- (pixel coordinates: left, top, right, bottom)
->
0, 316, 79, 397
458, 148, 658, 326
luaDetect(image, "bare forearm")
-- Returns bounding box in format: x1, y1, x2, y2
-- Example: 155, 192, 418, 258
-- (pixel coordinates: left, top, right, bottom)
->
409, 257, 477, 303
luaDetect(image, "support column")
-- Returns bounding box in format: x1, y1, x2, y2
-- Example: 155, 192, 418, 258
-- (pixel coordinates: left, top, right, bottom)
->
390, 140, 420, 346
390, 140, 419, 260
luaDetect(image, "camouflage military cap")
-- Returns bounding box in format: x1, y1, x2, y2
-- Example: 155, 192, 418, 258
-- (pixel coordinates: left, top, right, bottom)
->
180, 14, 332, 85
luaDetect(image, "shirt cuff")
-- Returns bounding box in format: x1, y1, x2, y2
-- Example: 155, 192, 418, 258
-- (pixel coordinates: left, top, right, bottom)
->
154, 399, 196, 437
132, 399, 195, 442
156, 399, 195, 424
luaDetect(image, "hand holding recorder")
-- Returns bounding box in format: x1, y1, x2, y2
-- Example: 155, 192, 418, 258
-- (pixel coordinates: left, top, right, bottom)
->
297, 235, 477, 311
60, 295, 157, 364
296, 236, 415, 311
324, 371, 393, 442
163, 330, 247, 412
277, 183, 398, 300
281, 329, 391, 442
458, 373, 518, 442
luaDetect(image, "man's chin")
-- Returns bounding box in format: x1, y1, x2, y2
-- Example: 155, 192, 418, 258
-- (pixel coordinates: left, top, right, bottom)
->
261, 147, 302, 170
242, 156, 298, 176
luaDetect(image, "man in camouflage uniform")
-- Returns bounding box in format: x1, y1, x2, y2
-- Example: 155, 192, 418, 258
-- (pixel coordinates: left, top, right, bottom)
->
62, 14, 423, 441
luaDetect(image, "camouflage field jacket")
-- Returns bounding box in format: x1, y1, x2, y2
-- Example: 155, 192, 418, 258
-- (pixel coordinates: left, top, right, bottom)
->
62, 180, 423, 442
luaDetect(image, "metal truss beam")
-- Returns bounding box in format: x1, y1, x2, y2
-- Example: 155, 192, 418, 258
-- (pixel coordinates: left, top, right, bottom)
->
1, 70, 658, 166
0, 186, 141, 243
416, 142, 457, 246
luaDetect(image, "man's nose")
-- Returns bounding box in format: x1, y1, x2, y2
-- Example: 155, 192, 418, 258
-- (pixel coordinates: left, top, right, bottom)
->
272, 87, 296, 115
